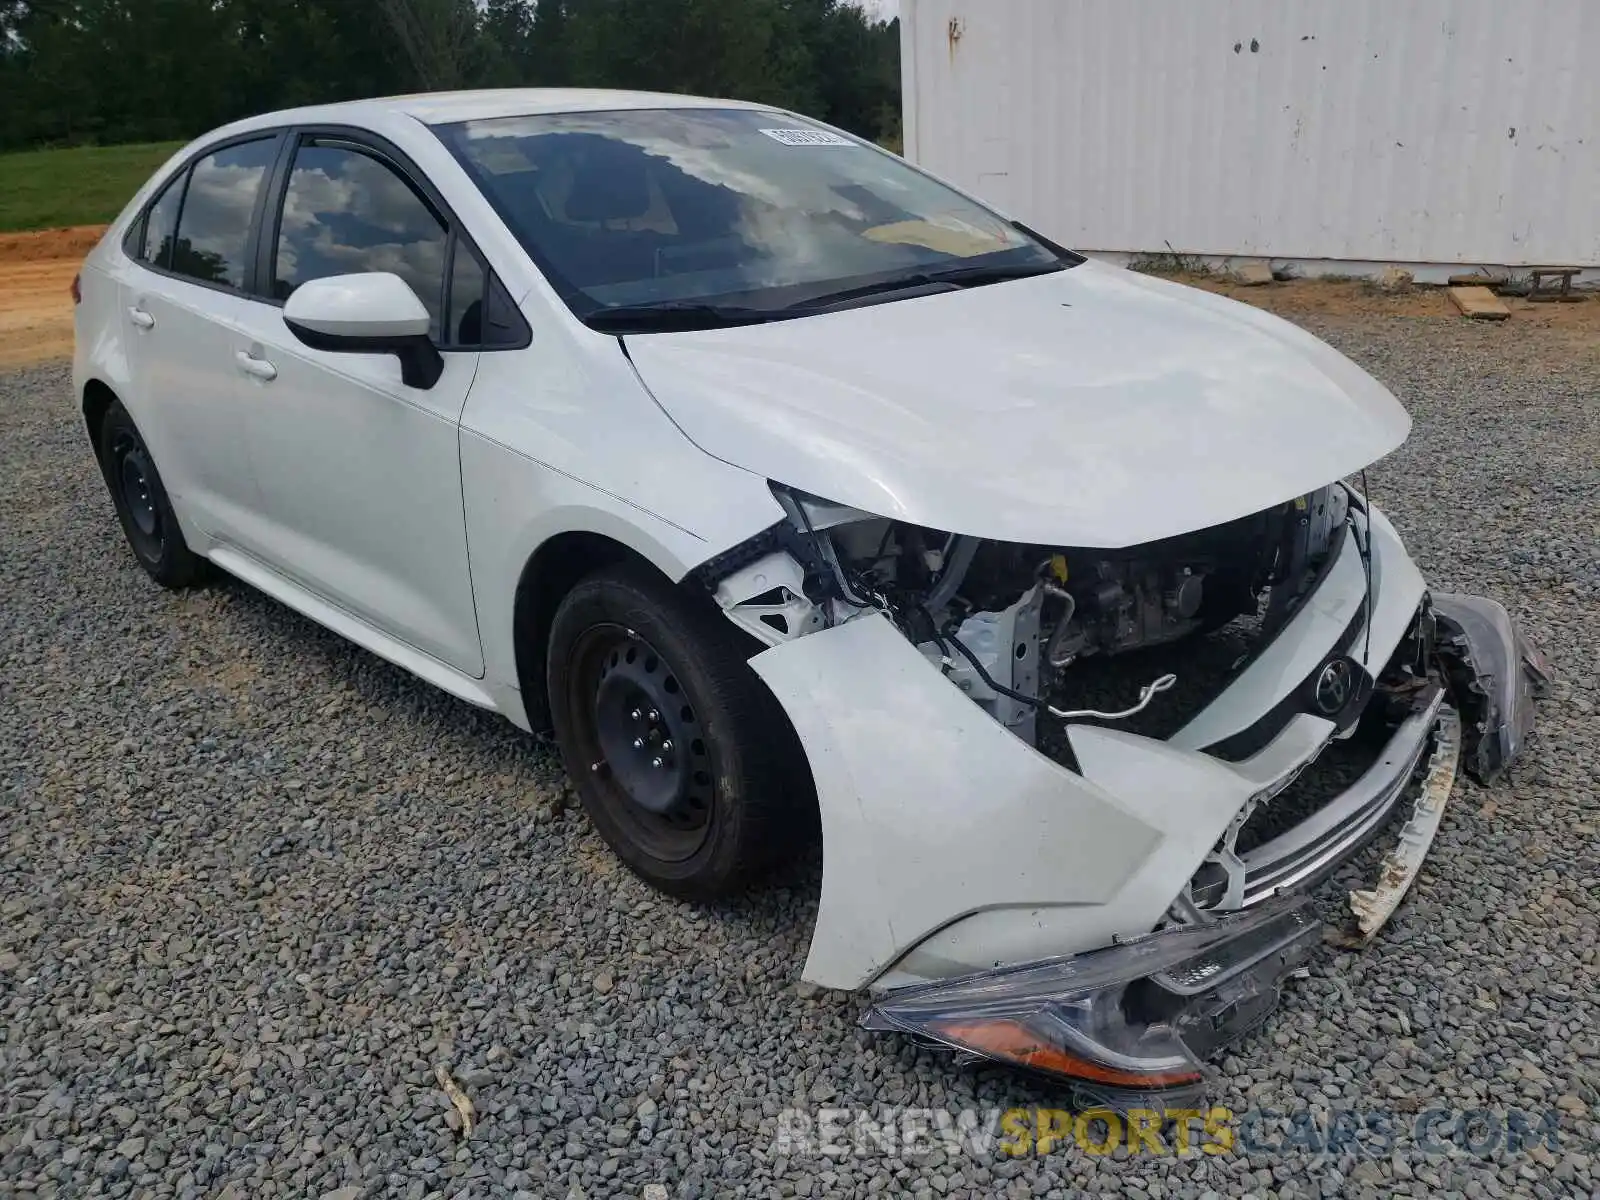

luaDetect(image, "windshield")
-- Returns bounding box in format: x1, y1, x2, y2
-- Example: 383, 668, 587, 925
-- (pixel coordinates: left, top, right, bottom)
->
435, 107, 1075, 331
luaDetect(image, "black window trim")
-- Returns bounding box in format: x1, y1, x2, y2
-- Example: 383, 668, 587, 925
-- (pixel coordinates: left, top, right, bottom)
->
123, 130, 289, 301
259, 124, 531, 353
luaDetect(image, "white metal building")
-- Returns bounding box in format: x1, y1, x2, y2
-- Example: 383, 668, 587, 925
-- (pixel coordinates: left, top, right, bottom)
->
900, 0, 1600, 281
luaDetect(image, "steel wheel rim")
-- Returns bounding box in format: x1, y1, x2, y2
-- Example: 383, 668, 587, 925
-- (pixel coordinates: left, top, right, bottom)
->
111, 430, 163, 550
570, 624, 715, 862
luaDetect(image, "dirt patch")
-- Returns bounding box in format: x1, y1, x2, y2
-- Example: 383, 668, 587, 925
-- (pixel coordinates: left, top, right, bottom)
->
0, 258, 83, 369
0, 225, 106, 263
1160, 270, 1600, 335
0, 225, 104, 370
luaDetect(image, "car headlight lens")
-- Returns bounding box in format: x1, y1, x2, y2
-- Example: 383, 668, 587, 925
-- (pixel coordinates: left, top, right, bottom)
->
862, 897, 1320, 1104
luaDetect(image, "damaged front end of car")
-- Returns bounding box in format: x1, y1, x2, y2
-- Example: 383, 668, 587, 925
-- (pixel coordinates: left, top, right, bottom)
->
692, 479, 1547, 1101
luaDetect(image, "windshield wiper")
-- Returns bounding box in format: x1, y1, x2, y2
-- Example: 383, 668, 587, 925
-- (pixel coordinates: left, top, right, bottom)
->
584, 260, 1068, 331
585, 301, 780, 333
925, 260, 1067, 286
789, 260, 1066, 313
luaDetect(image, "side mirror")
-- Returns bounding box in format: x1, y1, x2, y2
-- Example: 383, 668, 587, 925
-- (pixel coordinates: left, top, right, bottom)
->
282, 272, 444, 389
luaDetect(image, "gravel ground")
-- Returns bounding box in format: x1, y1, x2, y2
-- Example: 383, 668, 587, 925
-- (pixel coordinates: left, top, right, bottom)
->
2, 315, 1598, 1200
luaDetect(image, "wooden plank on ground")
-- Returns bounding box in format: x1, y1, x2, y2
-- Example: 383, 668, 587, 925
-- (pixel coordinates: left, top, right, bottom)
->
1448, 272, 1508, 288
1449, 285, 1510, 320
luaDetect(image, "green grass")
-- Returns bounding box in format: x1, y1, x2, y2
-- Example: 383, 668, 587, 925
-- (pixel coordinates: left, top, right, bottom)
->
0, 141, 187, 233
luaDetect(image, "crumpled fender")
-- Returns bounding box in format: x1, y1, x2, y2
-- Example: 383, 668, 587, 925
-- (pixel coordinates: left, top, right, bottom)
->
749, 613, 1277, 991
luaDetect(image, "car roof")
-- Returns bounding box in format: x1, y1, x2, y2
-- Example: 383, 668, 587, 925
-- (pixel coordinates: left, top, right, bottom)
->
391, 88, 772, 124
222, 88, 774, 136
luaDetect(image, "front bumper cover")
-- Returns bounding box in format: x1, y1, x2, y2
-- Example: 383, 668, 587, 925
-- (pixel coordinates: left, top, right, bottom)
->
860, 592, 1547, 1100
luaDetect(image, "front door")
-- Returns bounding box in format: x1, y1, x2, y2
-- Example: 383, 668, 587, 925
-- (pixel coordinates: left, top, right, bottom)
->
228, 135, 486, 677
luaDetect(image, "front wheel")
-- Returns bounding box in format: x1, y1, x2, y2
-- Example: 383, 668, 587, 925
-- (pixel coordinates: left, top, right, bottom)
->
546, 562, 811, 900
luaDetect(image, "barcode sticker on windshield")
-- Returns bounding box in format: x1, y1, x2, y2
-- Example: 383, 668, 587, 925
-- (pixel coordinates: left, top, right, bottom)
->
760, 128, 855, 147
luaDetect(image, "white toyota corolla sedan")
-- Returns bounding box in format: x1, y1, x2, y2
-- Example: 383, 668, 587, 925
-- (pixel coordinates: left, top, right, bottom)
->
75, 89, 1545, 1099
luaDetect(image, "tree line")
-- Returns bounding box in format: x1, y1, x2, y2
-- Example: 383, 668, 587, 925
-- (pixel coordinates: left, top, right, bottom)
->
0, 0, 902, 151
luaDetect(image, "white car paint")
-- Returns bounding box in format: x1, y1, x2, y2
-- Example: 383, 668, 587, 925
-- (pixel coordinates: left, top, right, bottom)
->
229, 291, 486, 675
72, 89, 1441, 1000
120, 278, 266, 545
281, 272, 432, 339
625, 260, 1413, 547
457, 341, 786, 727
750, 612, 1241, 989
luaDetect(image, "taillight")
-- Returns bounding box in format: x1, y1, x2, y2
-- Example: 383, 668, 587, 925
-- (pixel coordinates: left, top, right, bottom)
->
71, 273, 82, 305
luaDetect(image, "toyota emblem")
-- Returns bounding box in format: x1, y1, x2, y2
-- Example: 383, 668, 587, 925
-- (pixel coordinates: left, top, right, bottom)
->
1313, 658, 1356, 716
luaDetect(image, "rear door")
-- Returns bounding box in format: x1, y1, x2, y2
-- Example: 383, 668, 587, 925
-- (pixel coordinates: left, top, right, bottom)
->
225, 131, 491, 676
119, 135, 283, 542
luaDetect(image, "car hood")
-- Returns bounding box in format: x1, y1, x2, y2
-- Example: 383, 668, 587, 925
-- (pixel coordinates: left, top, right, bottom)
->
623, 260, 1411, 547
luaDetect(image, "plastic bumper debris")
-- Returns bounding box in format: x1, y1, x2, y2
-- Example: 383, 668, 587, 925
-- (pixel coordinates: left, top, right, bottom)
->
1348, 704, 1461, 937
1432, 593, 1550, 782
862, 898, 1321, 1104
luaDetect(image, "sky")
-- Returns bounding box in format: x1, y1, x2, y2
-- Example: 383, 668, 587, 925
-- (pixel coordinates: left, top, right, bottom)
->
858, 0, 899, 21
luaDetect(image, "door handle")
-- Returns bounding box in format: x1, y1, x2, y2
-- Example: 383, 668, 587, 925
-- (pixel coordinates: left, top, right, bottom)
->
127, 307, 155, 330
235, 350, 278, 382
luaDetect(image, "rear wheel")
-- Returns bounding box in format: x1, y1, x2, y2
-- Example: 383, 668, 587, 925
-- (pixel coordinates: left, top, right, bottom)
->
546, 562, 811, 900
97, 401, 206, 588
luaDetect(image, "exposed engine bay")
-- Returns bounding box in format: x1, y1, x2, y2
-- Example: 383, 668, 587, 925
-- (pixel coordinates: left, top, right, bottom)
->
707, 482, 1355, 750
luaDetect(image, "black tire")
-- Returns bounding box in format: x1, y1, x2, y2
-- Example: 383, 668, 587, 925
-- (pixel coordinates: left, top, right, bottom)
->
96, 400, 207, 589
546, 561, 813, 900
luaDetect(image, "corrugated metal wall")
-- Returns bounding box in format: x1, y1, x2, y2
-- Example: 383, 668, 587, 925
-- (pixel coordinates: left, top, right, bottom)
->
902, 0, 1600, 268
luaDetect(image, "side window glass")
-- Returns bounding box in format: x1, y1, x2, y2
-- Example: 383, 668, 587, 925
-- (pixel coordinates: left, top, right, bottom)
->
274, 143, 448, 339
446, 244, 486, 347
137, 174, 185, 269
483, 276, 531, 348
170, 138, 276, 288
444, 244, 529, 349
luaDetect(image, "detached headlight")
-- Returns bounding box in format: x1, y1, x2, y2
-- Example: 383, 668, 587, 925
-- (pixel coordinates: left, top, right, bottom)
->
862, 898, 1320, 1104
